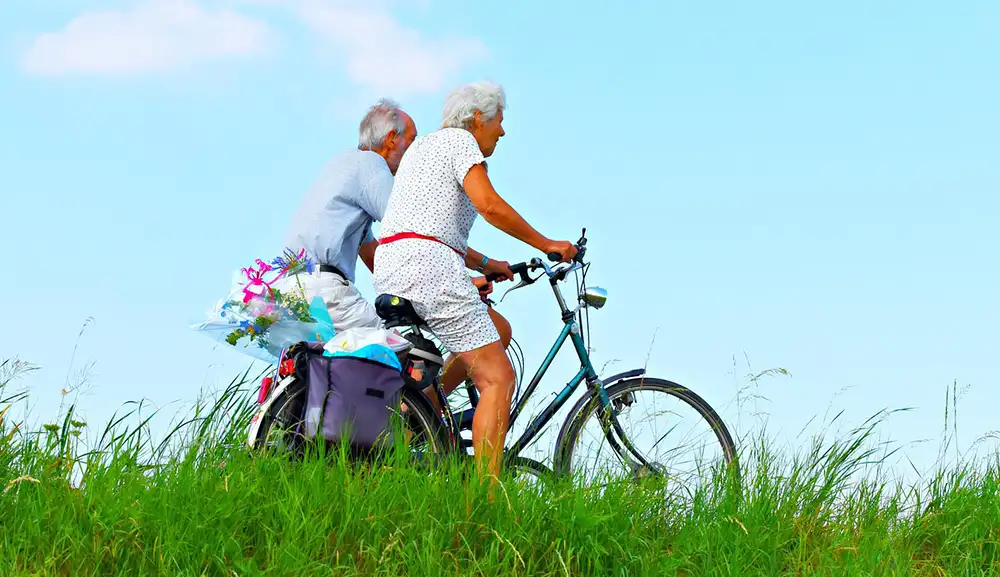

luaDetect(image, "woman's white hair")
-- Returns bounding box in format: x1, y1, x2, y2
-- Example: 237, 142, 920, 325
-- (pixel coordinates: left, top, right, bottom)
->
441, 81, 506, 130
358, 98, 407, 150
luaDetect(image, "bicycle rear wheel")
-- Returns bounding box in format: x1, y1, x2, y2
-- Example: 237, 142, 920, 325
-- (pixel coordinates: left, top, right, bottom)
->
554, 377, 738, 497
249, 377, 449, 463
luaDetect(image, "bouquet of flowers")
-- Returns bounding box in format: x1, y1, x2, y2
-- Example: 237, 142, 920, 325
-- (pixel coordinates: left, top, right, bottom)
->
192, 248, 335, 364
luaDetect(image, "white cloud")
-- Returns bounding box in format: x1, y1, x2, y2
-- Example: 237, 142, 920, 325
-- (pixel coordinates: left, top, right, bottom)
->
20, 0, 488, 96
289, 0, 488, 95
21, 0, 274, 76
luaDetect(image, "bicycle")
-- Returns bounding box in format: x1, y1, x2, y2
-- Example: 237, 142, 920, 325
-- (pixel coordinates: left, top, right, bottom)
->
248, 228, 739, 492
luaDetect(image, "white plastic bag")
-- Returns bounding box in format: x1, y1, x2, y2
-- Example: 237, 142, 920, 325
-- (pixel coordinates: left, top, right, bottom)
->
323, 327, 412, 355
321, 327, 413, 371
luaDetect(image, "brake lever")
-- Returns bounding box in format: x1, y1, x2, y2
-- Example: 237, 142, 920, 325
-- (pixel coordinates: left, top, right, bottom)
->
498, 270, 545, 303
498, 282, 527, 304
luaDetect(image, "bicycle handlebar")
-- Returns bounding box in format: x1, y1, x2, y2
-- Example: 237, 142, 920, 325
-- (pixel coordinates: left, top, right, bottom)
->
482, 259, 551, 285
480, 227, 588, 285
471, 228, 588, 308
482, 227, 589, 302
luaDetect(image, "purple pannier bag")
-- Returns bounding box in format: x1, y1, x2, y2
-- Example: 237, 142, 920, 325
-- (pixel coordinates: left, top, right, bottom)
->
301, 352, 405, 448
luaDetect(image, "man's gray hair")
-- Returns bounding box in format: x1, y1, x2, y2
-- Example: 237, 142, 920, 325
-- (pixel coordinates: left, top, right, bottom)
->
358, 98, 407, 150
441, 81, 506, 130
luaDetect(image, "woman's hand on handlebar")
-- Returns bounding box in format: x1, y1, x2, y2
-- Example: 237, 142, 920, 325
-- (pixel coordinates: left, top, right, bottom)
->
482, 258, 514, 281
545, 240, 579, 263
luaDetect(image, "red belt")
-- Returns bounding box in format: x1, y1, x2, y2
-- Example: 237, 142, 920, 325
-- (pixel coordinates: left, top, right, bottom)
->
378, 232, 464, 256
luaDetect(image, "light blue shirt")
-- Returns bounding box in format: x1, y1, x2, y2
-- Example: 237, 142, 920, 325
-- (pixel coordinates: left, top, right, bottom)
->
284, 149, 394, 283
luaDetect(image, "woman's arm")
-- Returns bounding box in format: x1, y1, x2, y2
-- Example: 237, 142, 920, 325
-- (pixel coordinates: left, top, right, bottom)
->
462, 164, 550, 252
464, 246, 487, 271
464, 245, 513, 280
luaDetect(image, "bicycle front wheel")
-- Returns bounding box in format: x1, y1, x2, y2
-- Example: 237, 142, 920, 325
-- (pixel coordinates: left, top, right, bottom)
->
553, 377, 738, 496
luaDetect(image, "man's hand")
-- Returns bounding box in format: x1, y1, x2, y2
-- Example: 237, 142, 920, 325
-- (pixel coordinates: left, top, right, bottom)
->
471, 275, 494, 295
471, 275, 495, 304
545, 240, 579, 263
482, 259, 514, 281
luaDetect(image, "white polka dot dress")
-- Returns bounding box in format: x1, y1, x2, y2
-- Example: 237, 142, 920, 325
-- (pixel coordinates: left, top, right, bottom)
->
373, 128, 500, 354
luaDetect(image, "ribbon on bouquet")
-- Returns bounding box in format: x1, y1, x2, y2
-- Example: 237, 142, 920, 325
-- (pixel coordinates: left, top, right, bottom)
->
240, 258, 287, 303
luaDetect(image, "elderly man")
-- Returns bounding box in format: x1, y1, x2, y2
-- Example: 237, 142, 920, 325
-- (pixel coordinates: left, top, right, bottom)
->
280, 98, 417, 332
373, 81, 577, 479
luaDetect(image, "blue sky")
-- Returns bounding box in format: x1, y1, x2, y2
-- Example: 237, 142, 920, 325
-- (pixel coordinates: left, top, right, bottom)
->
2, 0, 998, 476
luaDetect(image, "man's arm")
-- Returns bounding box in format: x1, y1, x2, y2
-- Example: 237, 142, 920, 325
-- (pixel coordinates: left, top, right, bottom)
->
359, 238, 377, 274
355, 160, 394, 273
357, 165, 394, 222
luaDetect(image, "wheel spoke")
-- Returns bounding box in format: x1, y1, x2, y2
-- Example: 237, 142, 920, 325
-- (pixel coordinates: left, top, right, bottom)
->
556, 377, 738, 498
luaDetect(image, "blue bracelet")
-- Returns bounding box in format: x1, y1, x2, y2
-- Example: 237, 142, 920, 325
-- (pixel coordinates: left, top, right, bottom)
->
477, 255, 489, 272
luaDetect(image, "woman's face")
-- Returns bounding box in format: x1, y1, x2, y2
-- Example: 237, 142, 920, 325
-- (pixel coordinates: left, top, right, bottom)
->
473, 107, 505, 157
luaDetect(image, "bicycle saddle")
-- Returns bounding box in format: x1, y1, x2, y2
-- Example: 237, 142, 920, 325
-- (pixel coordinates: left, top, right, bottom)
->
374, 294, 427, 329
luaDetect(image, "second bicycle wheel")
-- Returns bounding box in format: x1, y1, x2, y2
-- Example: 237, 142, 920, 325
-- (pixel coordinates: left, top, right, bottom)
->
553, 376, 738, 498
250, 377, 449, 465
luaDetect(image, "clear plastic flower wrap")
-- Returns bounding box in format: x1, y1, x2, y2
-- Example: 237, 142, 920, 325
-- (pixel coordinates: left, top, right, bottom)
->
191, 248, 335, 364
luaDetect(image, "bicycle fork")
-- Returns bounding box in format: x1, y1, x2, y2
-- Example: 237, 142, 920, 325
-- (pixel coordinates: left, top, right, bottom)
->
592, 388, 665, 480
567, 317, 659, 477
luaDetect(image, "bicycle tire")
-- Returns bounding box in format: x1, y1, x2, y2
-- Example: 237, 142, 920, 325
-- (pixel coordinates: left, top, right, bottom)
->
505, 455, 551, 475
248, 376, 308, 456
505, 456, 556, 486
249, 376, 450, 461
553, 377, 739, 481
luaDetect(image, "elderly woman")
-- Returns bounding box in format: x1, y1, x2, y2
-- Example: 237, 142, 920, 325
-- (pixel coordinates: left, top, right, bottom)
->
373, 81, 577, 478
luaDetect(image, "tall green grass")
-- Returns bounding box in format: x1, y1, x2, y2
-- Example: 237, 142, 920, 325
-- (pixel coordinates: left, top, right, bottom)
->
2, 355, 998, 576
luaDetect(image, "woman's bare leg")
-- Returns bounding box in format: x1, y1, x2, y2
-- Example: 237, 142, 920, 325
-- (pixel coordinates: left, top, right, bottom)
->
423, 307, 512, 413
455, 339, 516, 479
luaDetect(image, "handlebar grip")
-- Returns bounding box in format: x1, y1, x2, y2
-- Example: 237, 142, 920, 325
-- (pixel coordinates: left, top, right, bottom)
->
509, 262, 528, 274
549, 248, 584, 262
483, 272, 505, 282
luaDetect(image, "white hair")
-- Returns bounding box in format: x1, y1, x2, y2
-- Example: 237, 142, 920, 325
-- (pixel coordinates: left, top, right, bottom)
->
358, 98, 407, 150
441, 81, 506, 130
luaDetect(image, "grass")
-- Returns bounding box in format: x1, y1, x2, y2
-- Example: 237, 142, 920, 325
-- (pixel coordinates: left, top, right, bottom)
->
2, 356, 999, 576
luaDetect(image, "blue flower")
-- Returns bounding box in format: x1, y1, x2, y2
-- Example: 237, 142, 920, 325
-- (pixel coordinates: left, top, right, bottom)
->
270, 247, 315, 276
239, 320, 251, 330
271, 249, 290, 268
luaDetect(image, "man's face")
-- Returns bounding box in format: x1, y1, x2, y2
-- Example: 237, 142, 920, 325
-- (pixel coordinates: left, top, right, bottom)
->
477, 108, 505, 158
386, 112, 417, 174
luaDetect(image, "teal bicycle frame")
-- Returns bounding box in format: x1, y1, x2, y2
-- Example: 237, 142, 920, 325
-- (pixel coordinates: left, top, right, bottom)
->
502, 279, 607, 457
440, 245, 658, 472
